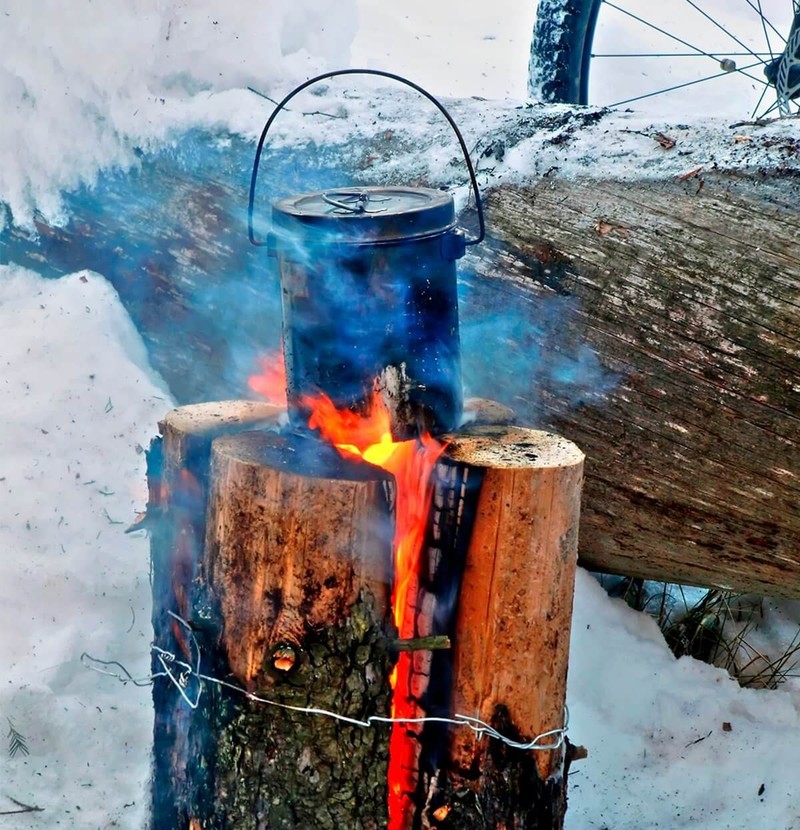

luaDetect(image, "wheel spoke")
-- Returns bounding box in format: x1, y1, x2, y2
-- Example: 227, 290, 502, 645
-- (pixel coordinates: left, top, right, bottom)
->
755, 0, 776, 59
743, 0, 787, 44
750, 83, 770, 119
592, 51, 773, 58
680, 0, 768, 64
608, 59, 767, 107
759, 97, 783, 117
602, 1, 737, 65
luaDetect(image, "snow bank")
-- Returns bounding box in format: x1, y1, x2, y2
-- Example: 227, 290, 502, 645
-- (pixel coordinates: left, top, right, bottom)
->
0, 0, 357, 230
568, 570, 800, 829
0, 265, 171, 827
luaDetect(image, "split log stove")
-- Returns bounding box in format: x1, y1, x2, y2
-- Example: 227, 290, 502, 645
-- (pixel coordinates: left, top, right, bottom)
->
147, 70, 584, 830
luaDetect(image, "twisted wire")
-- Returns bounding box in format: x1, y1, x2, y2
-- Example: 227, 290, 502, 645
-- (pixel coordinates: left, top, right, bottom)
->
82, 612, 568, 753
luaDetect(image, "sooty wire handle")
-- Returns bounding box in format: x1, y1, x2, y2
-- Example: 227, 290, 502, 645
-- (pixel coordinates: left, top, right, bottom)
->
247, 68, 485, 247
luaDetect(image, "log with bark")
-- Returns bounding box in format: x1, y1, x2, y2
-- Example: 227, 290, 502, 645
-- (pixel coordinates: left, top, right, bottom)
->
147, 401, 584, 829
462, 178, 799, 596
427, 425, 584, 828
5, 102, 799, 595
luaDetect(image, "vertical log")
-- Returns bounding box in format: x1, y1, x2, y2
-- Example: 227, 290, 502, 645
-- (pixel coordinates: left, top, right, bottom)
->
198, 429, 395, 829
150, 406, 582, 829
421, 425, 584, 829
148, 401, 283, 830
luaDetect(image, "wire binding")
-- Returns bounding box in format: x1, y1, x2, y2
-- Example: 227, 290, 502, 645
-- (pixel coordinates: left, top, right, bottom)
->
82, 611, 568, 753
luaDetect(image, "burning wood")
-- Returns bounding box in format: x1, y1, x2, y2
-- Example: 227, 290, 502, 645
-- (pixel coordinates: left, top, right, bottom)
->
148, 398, 583, 829
301, 389, 446, 829
147, 71, 583, 829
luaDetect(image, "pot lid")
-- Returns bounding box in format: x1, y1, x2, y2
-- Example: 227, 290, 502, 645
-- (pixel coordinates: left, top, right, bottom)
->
272, 186, 455, 243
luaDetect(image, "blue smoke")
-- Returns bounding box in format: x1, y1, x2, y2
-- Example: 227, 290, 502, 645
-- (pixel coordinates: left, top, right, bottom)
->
459, 275, 617, 424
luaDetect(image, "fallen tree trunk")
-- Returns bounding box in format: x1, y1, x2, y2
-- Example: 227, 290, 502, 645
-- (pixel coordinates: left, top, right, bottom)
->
462, 178, 800, 596
5, 110, 799, 595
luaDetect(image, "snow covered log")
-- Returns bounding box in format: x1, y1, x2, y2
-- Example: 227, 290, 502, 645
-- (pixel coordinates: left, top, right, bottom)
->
463, 177, 800, 597
5, 103, 799, 597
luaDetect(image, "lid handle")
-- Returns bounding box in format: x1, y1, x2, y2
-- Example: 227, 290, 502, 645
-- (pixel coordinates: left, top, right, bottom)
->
320, 191, 388, 215
248, 69, 485, 248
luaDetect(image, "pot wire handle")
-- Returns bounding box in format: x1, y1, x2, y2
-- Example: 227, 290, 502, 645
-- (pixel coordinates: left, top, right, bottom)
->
248, 68, 485, 247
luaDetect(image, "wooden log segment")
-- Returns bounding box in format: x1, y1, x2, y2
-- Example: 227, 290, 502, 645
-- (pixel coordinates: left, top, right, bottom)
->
149, 402, 583, 829
199, 428, 395, 830
462, 177, 800, 596
147, 401, 284, 830
416, 425, 584, 829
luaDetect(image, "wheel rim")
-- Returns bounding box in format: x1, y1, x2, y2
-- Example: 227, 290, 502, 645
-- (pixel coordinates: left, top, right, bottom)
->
585, 0, 800, 119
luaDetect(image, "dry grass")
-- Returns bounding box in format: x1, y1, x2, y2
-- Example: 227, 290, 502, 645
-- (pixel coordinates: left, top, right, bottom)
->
598, 575, 800, 690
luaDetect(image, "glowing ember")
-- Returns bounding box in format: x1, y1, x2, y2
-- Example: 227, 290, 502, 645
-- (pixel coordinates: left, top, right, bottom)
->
247, 350, 288, 406
305, 390, 445, 830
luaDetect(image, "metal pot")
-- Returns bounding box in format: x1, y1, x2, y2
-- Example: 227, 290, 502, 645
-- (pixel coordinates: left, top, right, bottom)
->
249, 69, 485, 438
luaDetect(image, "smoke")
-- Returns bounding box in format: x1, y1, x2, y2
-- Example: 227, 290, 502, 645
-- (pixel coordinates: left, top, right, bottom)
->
459, 276, 617, 424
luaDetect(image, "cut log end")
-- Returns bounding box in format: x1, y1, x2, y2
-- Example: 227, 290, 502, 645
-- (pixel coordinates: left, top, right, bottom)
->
445, 424, 585, 469
160, 399, 285, 437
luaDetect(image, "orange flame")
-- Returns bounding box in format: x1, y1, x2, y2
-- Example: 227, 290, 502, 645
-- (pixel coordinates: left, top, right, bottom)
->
247, 350, 288, 406
305, 390, 444, 830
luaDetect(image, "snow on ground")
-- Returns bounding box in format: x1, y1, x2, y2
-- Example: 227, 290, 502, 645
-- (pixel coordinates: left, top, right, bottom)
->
0, 0, 357, 231
569, 572, 800, 829
0, 266, 171, 827
3, 0, 798, 231
2, 2, 800, 829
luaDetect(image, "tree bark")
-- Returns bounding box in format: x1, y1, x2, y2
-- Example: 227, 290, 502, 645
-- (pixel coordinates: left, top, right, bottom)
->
416, 426, 584, 829
462, 179, 800, 596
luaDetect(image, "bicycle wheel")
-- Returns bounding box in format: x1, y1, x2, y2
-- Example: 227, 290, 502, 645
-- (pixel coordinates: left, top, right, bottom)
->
529, 0, 800, 119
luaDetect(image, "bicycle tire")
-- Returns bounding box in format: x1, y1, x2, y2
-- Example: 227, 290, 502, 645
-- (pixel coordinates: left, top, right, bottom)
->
528, 0, 602, 104
530, 0, 799, 114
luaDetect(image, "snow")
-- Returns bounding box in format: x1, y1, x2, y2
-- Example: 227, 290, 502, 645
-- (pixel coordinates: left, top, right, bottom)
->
1, 2, 800, 828
0, 265, 171, 825
569, 572, 800, 829
3, 0, 797, 230
0, 0, 357, 230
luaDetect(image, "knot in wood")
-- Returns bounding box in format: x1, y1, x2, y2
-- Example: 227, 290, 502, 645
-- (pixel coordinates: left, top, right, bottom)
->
269, 642, 300, 675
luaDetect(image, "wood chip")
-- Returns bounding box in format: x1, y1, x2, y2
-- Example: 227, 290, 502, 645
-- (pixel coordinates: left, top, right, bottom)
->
677, 165, 704, 181
596, 220, 614, 235
654, 132, 676, 150
733, 134, 752, 143
569, 743, 589, 762
595, 219, 630, 238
